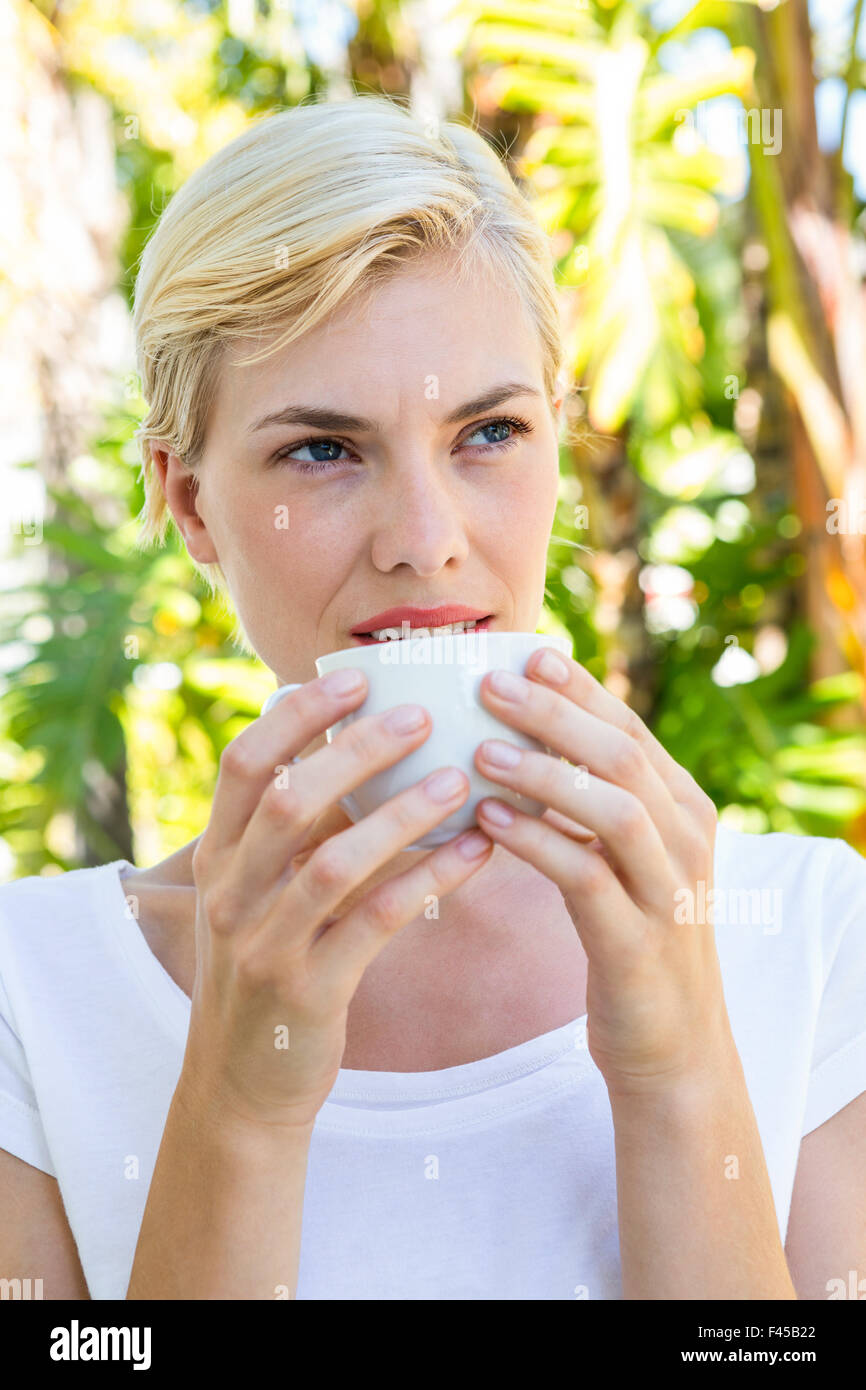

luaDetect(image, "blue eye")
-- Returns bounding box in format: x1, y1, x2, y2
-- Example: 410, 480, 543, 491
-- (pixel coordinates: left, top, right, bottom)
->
271, 413, 533, 475
280, 438, 349, 467
463, 417, 531, 448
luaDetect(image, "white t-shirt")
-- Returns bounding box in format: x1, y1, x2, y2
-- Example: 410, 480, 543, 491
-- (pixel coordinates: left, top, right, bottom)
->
0, 822, 865, 1300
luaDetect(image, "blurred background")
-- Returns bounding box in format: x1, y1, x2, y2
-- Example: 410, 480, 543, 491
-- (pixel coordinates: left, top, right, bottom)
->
1, 0, 865, 880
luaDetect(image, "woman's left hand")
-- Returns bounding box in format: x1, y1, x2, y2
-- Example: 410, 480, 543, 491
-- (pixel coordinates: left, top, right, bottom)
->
474, 645, 733, 1098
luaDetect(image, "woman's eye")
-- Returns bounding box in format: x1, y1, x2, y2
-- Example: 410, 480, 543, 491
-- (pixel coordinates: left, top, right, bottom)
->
282, 439, 349, 464
462, 417, 531, 450
271, 438, 355, 473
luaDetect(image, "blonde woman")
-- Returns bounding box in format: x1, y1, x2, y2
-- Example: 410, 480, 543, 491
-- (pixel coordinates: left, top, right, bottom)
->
1, 94, 864, 1302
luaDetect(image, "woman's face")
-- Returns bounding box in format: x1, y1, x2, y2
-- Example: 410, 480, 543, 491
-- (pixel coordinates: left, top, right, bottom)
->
157, 251, 563, 689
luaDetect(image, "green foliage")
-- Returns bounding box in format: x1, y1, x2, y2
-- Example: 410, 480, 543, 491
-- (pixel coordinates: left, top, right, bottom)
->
465, 0, 866, 848
0, 409, 272, 876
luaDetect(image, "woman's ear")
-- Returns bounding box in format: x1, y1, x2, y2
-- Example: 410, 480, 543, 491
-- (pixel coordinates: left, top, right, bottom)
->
149, 444, 220, 564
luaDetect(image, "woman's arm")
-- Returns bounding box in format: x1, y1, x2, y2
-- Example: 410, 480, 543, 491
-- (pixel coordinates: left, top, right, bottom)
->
0, 1148, 91, 1300
609, 1042, 797, 1300
471, 647, 802, 1300
784, 1088, 866, 1300
128, 670, 494, 1300
126, 1076, 313, 1300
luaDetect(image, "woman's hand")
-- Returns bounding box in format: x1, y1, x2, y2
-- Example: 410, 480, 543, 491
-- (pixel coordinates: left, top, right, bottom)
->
473, 646, 731, 1098
183, 671, 493, 1135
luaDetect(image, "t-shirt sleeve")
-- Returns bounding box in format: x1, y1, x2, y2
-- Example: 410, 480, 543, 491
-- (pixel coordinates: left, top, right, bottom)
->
801, 839, 866, 1136
0, 964, 56, 1176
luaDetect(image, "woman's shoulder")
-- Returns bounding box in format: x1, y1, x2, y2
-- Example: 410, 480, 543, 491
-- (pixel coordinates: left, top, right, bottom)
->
0, 859, 132, 956
0, 862, 136, 1051
0, 857, 127, 903
714, 820, 863, 895
711, 822, 865, 968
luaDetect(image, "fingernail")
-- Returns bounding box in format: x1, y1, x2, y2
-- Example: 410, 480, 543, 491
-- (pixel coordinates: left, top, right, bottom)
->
478, 799, 515, 826
488, 670, 528, 701
323, 668, 365, 695
424, 767, 466, 802
455, 830, 492, 859
384, 703, 428, 734
480, 739, 521, 769
533, 650, 569, 685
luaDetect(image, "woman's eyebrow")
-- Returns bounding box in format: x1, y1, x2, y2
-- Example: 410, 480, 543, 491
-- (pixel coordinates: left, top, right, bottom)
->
247, 382, 542, 435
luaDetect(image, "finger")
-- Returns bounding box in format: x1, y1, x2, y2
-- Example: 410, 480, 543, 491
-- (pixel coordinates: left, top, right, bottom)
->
205, 669, 370, 856
479, 668, 679, 840
474, 744, 669, 907
474, 798, 633, 953
286, 801, 356, 870
229, 701, 436, 900
252, 760, 476, 955
311, 826, 495, 983
523, 647, 714, 819
540, 806, 598, 842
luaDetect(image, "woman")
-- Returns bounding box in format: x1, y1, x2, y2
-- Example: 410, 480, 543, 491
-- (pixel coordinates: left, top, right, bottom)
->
1, 94, 864, 1302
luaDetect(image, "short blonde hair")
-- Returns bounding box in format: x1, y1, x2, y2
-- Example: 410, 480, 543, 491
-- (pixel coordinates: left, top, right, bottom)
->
132, 92, 572, 593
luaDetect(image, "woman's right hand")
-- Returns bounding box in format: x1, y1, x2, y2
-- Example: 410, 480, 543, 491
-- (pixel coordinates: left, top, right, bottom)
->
179, 668, 493, 1135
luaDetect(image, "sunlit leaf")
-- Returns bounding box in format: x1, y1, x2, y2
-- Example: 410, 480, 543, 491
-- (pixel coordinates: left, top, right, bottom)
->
636, 49, 756, 140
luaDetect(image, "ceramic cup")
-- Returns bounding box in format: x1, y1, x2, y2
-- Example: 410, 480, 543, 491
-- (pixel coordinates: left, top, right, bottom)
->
261, 629, 573, 850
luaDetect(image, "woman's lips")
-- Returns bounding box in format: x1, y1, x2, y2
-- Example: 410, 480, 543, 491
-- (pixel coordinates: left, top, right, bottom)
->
350, 616, 494, 646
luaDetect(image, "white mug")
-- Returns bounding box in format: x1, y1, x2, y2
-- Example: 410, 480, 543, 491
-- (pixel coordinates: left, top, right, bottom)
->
261, 629, 573, 850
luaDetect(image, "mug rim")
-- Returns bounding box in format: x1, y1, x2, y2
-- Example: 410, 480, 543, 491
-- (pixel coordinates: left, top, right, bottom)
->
315, 629, 572, 674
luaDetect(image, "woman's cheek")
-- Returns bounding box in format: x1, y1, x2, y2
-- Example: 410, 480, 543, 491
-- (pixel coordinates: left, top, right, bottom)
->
490, 452, 558, 545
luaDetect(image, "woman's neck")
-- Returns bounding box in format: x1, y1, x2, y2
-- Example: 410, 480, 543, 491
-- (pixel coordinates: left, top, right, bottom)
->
123, 831, 588, 1071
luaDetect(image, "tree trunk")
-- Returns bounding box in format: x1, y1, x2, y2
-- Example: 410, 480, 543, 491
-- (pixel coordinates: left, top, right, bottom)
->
742, 0, 866, 699
5, 0, 134, 864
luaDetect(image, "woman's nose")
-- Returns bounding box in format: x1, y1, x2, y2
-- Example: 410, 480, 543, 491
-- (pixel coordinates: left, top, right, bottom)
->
368, 470, 471, 573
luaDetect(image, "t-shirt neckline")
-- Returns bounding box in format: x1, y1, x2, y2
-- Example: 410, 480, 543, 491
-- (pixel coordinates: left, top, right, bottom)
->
101, 858, 591, 1116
